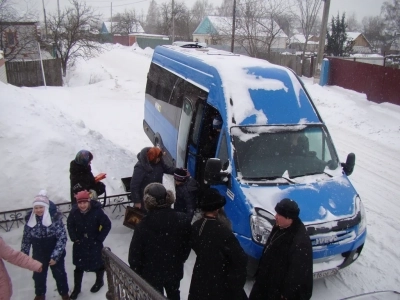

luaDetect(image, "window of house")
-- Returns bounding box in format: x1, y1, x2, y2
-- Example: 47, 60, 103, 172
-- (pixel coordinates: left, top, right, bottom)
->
6, 32, 15, 46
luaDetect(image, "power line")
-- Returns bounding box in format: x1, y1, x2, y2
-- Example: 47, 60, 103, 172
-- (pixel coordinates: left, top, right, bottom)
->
85, 0, 141, 3
93, 0, 148, 8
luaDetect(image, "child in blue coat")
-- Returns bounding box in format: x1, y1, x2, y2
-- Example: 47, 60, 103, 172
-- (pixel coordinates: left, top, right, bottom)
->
21, 191, 69, 300
67, 190, 111, 299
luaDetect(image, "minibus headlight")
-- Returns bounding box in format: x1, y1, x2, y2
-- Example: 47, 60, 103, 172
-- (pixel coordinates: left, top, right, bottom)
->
355, 196, 367, 235
250, 213, 274, 245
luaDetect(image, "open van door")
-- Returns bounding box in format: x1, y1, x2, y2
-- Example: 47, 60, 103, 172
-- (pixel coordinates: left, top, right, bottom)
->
176, 98, 195, 168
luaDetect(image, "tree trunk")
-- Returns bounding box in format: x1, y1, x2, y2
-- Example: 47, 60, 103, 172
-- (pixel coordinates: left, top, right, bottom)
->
62, 60, 67, 77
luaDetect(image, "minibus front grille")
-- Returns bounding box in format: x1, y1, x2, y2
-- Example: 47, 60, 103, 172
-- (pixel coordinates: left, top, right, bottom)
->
310, 229, 355, 247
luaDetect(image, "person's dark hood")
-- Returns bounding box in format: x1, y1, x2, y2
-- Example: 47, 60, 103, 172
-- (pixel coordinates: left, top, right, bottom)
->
70, 160, 92, 174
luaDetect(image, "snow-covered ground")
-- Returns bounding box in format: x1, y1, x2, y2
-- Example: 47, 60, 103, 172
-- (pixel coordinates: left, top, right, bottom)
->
0, 44, 399, 299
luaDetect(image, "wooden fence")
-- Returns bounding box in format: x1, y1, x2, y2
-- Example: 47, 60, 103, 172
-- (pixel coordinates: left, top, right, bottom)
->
264, 52, 315, 77
328, 58, 400, 105
5, 58, 62, 87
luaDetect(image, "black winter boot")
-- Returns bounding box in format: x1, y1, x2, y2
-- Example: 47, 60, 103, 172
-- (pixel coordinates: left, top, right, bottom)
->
70, 269, 84, 299
90, 268, 105, 293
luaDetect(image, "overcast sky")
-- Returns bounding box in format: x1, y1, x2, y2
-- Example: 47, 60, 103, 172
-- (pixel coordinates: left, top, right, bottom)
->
20, 0, 386, 24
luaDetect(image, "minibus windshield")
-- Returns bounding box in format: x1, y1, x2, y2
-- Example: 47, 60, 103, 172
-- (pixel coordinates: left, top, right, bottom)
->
231, 125, 340, 179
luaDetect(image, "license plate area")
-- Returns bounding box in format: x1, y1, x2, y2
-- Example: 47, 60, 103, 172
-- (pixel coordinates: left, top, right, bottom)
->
313, 268, 338, 279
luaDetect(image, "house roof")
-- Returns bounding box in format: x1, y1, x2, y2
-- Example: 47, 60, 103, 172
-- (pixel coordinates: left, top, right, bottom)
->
346, 31, 372, 48
289, 34, 318, 45
346, 32, 362, 40
102, 21, 144, 34
193, 16, 287, 38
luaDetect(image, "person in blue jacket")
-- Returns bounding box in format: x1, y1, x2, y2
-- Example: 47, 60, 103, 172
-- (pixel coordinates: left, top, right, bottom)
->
21, 191, 69, 300
130, 147, 177, 211
67, 190, 111, 299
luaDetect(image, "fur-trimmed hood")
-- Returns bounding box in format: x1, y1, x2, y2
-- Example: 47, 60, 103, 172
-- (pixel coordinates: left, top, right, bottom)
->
143, 182, 175, 211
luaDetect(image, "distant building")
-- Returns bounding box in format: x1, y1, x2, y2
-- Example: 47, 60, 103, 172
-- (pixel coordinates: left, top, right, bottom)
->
288, 34, 319, 52
0, 21, 40, 60
193, 16, 287, 50
346, 32, 372, 54
101, 21, 144, 35
114, 33, 170, 48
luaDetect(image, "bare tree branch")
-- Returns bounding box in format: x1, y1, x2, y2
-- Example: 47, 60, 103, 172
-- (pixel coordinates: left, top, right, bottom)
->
46, 0, 103, 76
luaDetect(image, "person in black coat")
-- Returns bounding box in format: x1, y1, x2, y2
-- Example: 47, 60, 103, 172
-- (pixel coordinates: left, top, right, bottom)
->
67, 190, 112, 299
189, 188, 248, 300
130, 147, 177, 210
69, 150, 106, 205
173, 168, 199, 219
249, 198, 313, 300
128, 183, 191, 300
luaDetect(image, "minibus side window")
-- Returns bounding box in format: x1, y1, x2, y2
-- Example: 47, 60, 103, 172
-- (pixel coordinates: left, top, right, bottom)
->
169, 79, 185, 108
146, 63, 178, 103
146, 63, 160, 98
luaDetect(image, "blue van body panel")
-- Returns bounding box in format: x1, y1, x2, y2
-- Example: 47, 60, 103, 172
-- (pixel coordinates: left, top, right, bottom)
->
242, 67, 320, 125
144, 97, 178, 158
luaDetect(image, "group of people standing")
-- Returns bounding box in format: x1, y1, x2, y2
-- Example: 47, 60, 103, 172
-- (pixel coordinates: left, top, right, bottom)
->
0, 146, 314, 300
18, 188, 111, 300
0, 150, 112, 300
127, 147, 314, 299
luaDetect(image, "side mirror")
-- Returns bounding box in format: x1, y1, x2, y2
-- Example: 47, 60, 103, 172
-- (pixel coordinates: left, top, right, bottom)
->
341, 153, 355, 176
204, 158, 229, 185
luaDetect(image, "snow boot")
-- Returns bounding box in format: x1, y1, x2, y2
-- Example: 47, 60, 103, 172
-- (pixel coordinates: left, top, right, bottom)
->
90, 268, 105, 293
70, 269, 84, 299
34, 296, 45, 300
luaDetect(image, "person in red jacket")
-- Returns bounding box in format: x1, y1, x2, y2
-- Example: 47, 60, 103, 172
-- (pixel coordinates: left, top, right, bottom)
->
0, 237, 42, 300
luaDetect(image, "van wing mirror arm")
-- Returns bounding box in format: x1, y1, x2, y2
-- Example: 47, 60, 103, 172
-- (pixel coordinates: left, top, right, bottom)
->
342, 153, 355, 176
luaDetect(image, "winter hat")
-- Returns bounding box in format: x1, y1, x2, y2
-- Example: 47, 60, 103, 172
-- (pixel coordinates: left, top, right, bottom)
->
147, 147, 162, 163
143, 183, 175, 211
199, 188, 226, 212
212, 116, 223, 130
27, 193, 52, 228
75, 150, 93, 166
275, 198, 300, 219
75, 190, 91, 203
174, 168, 188, 182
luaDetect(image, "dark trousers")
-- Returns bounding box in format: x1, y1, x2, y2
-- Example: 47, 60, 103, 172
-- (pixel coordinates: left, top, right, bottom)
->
150, 278, 180, 300
33, 252, 69, 296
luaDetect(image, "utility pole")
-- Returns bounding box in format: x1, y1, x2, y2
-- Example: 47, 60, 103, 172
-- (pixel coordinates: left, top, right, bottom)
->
314, 0, 330, 81
57, 0, 60, 19
111, 2, 113, 34
172, 0, 175, 42
231, 0, 236, 53
41, 0, 48, 38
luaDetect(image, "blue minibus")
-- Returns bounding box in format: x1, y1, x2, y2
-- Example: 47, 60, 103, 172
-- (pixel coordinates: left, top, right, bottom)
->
143, 45, 367, 278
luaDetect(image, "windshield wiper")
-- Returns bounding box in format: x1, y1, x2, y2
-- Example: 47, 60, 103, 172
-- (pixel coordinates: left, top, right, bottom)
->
294, 171, 333, 178
281, 170, 297, 184
241, 175, 296, 184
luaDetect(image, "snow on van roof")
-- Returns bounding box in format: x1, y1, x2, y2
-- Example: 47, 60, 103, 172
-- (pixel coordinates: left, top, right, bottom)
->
162, 45, 315, 128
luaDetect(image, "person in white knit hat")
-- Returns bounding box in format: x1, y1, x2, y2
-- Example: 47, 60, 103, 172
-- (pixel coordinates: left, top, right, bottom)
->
21, 191, 70, 300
